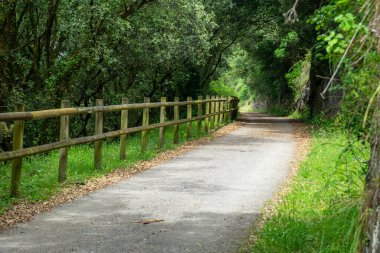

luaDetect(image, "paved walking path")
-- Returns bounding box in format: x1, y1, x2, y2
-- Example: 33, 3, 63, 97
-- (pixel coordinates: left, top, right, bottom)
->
0, 113, 296, 253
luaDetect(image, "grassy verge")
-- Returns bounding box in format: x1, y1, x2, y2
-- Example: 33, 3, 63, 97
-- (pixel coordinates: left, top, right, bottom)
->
251, 125, 368, 252
0, 122, 212, 215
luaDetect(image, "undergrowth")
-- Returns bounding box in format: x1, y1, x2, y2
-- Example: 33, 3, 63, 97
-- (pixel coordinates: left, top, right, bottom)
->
239, 100, 254, 113
251, 121, 368, 252
0, 122, 212, 215
250, 105, 293, 117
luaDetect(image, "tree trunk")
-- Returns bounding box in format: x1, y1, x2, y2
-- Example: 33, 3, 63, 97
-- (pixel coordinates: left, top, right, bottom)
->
363, 95, 380, 253
308, 50, 328, 117
0, 2, 17, 112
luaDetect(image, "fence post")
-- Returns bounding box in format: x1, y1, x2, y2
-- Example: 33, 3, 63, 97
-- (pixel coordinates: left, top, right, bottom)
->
174, 97, 179, 144
120, 98, 129, 160
94, 99, 103, 170
187, 97, 192, 139
225, 97, 228, 123
159, 97, 166, 148
197, 96, 202, 134
224, 97, 228, 124
229, 97, 235, 121
210, 95, 215, 130
230, 97, 239, 121
141, 97, 150, 152
215, 95, 220, 128
222, 97, 226, 124
226, 96, 230, 123
58, 100, 70, 183
226, 97, 230, 122
205, 95, 210, 133
220, 97, 224, 126
10, 103, 25, 197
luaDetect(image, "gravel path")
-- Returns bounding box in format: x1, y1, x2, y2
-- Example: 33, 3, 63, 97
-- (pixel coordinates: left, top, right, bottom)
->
0, 113, 296, 253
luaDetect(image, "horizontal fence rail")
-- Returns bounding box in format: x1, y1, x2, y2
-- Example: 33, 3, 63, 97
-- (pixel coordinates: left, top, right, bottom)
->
0, 96, 239, 197
0, 99, 227, 121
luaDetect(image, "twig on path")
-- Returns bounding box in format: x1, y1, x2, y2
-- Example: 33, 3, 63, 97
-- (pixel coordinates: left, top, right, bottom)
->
131, 219, 164, 225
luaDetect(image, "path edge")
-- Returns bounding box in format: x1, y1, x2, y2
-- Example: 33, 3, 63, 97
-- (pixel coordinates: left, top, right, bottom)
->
238, 121, 312, 252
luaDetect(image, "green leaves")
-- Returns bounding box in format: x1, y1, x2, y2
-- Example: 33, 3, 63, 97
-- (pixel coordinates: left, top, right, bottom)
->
274, 31, 300, 59
285, 52, 311, 101
310, 0, 367, 60
335, 13, 356, 32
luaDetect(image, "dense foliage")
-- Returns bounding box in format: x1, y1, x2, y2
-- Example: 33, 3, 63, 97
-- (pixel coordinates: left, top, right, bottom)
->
208, 0, 321, 112
0, 0, 266, 148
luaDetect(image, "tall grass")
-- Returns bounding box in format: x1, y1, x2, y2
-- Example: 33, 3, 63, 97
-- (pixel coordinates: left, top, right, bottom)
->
252, 126, 368, 252
0, 122, 209, 215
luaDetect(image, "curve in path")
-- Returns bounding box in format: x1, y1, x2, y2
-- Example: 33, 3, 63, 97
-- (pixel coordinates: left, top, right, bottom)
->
0, 113, 295, 253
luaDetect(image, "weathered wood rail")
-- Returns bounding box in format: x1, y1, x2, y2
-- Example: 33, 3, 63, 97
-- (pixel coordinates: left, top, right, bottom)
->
0, 96, 238, 197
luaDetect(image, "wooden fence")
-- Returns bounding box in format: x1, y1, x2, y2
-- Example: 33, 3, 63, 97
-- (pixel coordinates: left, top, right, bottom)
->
0, 95, 238, 197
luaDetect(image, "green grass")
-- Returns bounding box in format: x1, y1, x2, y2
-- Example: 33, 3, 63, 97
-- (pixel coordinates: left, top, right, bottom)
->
288, 110, 309, 120
239, 101, 254, 113
251, 126, 368, 252
240, 104, 292, 116
266, 105, 293, 117
0, 122, 214, 215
